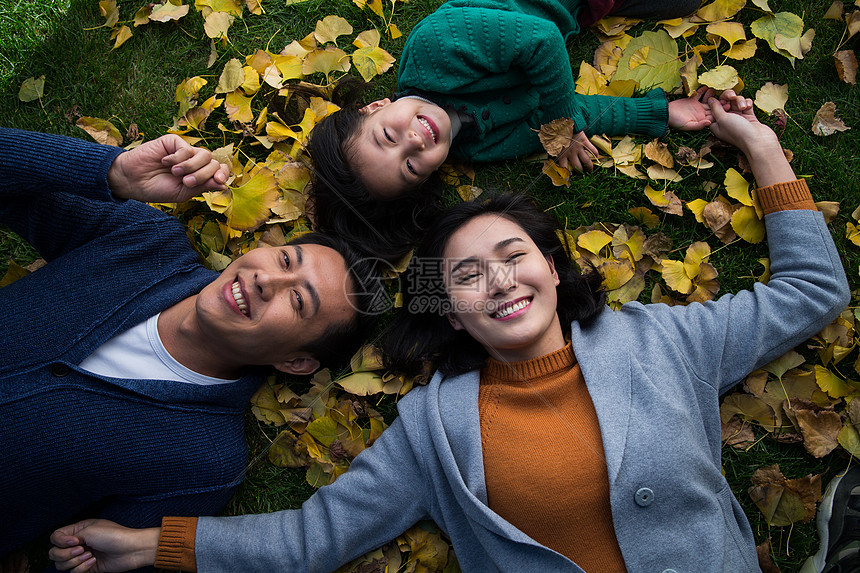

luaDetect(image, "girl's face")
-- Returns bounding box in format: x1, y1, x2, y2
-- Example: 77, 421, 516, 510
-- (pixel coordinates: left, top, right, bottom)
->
442, 214, 565, 363
351, 98, 452, 200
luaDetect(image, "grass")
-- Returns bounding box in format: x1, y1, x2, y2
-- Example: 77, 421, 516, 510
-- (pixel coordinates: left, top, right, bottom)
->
2, 0, 859, 571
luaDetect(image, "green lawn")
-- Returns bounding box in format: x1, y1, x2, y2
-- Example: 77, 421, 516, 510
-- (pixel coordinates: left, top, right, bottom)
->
2, 0, 858, 571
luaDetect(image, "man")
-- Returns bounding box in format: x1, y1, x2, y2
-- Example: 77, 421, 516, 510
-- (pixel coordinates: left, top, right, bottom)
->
0, 128, 381, 559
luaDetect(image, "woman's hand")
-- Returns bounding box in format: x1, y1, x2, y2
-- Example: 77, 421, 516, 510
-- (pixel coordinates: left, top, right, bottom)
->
556, 130, 599, 173
49, 519, 161, 573
107, 134, 230, 203
668, 86, 717, 131
707, 90, 794, 186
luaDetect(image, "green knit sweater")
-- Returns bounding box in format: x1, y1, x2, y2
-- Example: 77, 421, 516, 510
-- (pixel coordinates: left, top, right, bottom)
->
397, 0, 669, 162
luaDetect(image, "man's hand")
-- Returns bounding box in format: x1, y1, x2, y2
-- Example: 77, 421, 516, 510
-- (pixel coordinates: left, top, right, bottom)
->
556, 130, 599, 173
49, 519, 161, 573
668, 86, 717, 131
107, 134, 230, 203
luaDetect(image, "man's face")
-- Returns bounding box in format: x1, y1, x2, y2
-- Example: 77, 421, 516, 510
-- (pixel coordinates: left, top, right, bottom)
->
195, 243, 356, 374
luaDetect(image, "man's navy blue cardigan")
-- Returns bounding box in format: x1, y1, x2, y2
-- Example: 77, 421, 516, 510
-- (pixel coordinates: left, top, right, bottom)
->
0, 128, 265, 555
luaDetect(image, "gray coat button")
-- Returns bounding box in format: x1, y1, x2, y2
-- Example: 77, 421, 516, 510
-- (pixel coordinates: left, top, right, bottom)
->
634, 487, 654, 507
661, 570, 678, 573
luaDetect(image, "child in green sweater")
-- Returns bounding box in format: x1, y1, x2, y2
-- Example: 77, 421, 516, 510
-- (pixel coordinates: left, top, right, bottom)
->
308, 0, 711, 260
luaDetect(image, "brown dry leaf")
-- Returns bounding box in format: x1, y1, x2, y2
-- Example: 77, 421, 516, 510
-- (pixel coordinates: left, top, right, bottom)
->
644, 185, 683, 215
722, 417, 756, 449
848, 10, 860, 39
456, 185, 483, 201
702, 200, 738, 243
538, 118, 575, 156
785, 398, 842, 457
812, 102, 851, 136
835, 50, 858, 85
756, 539, 781, 573
76, 117, 122, 146
825, 1, 845, 20
644, 140, 674, 168
721, 393, 777, 429
748, 464, 822, 526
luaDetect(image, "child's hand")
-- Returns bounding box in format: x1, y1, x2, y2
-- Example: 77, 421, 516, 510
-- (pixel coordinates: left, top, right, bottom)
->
707, 90, 777, 153
107, 134, 230, 203
557, 130, 599, 173
668, 86, 716, 131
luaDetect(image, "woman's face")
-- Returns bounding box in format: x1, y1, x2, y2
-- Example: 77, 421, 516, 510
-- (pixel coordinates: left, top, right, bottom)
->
350, 98, 452, 200
442, 214, 565, 363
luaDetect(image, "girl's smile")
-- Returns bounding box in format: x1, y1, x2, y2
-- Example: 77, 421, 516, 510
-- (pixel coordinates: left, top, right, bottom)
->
443, 214, 565, 363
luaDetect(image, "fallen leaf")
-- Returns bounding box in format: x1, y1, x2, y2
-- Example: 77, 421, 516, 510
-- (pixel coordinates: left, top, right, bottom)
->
538, 118, 575, 156
18, 76, 45, 102
835, 50, 857, 85
99, 0, 119, 27
644, 140, 674, 168
352, 45, 395, 81
755, 82, 788, 114
110, 25, 133, 50
644, 184, 683, 215
699, 64, 740, 90
76, 117, 122, 146
824, 1, 844, 20
724, 38, 758, 60
314, 15, 353, 45
216, 58, 245, 93
731, 205, 765, 243
226, 168, 279, 230
748, 464, 822, 526
613, 30, 681, 92
150, 1, 189, 22
786, 398, 842, 457
812, 102, 851, 136
695, 0, 746, 22
203, 11, 233, 39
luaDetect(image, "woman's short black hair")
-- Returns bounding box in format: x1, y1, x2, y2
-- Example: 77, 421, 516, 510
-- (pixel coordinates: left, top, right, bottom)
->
383, 193, 605, 378
306, 104, 443, 263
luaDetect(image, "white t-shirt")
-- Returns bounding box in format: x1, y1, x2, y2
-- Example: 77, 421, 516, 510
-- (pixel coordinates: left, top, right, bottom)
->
79, 314, 238, 385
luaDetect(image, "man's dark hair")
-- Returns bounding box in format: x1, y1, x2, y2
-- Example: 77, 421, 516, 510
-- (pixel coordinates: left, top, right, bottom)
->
287, 232, 386, 368
384, 193, 605, 378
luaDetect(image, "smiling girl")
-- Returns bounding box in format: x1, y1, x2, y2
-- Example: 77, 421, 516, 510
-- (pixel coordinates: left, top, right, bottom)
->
49, 96, 850, 573
308, 0, 714, 260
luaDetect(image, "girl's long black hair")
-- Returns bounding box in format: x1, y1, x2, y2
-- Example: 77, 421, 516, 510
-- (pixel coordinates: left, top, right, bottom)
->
305, 80, 443, 262
384, 193, 606, 378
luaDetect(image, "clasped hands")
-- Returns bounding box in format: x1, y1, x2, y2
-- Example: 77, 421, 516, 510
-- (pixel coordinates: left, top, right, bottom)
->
557, 87, 751, 174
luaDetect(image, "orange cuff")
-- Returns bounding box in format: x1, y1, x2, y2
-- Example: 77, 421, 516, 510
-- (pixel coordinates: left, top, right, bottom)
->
757, 179, 816, 215
155, 517, 198, 572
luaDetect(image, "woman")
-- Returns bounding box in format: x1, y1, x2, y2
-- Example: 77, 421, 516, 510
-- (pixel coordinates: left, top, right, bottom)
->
307, 0, 712, 260
49, 95, 849, 572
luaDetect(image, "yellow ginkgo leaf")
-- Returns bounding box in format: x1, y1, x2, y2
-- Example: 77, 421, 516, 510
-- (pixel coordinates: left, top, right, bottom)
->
603, 79, 638, 97
751, 12, 808, 64
755, 81, 788, 113
388, 23, 402, 39
272, 54, 303, 82
216, 58, 244, 93
647, 165, 681, 182
645, 140, 674, 168
662, 259, 694, 294
774, 28, 815, 61
457, 185, 483, 201
133, 5, 151, 25
686, 198, 708, 223
354, 0, 385, 18
353, 29, 381, 49
352, 45, 396, 81
578, 230, 613, 255
680, 56, 700, 96
725, 168, 752, 205
110, 25, 133, 50
314, 15, 353, 45
611, 135, 641, 165
576, 62, 608, 95
599, 259, 635, 290
541, 160, 570, 187
203, 10, 233, 39
241, 66, 261, 95
225, 91, 254, 123
302, 47, 351, 76
815, 365, 855, 398
628, 206, 660, 229
309, 97, 340, 121
706, 21, 746, 46
684, 241, 711, 279
99, 0, 119, 27
847, 222, 860, 246
150, 1, 189, 22
593, 40, 624, 76
732, 205, 766, 243
645, 184, 683, 215
175, 76, 207, 117
695, 0, 745, 22
724, 38, 758, 60
699, 64, 739, 90
662, 17, 699, 38
196, 0, 243, 16
227, 168, 279, 231
628, 46, 650, 69
271, 189, 307, 222
688, 262, 719, 303
246, 49, 272, 74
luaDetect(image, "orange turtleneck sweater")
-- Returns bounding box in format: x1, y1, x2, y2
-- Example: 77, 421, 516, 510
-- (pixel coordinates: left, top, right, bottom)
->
479, 342, 627, 572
